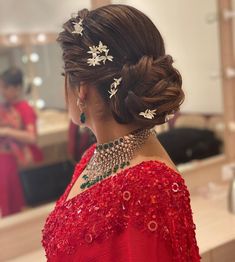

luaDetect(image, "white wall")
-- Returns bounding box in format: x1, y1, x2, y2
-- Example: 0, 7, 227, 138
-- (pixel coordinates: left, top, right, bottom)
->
113, 0, 223, 114
0, 0, 91, 33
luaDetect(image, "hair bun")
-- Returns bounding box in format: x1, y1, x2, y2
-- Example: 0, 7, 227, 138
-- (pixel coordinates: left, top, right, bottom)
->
110, 55, 184, 128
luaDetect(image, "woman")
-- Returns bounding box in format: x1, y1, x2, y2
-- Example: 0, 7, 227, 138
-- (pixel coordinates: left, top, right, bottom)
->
0, 68, 43, 217
42, 5, 201, 261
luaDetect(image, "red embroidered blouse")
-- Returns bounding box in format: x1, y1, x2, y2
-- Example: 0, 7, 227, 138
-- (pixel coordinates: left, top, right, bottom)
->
42, 144, 201, 261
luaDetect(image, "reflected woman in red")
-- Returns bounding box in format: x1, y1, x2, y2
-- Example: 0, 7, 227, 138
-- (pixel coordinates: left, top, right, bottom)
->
42, 5, 201, 261
0, 68, 43, 217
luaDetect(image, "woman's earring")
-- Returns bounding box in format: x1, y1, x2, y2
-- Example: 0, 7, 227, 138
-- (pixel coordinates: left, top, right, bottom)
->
80, 112, 86, 124
77, 97, 86, 124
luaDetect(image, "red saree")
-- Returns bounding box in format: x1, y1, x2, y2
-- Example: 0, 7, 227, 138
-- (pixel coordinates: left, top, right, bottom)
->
0, 100, 43, 217
42, 145, 201, 261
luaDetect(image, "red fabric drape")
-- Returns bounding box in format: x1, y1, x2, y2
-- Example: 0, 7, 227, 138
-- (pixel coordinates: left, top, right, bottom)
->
42, 145, 201, 261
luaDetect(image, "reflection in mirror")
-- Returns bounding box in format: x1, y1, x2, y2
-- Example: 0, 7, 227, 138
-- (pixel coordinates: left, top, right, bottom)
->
0, 39, 72, 218
0, 46, 28, 101
0, 66, 44, 217
29, 43, 65, 109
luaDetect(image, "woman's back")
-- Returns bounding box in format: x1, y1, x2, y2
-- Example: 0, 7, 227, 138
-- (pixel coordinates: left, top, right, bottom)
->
42, 144, 200, 262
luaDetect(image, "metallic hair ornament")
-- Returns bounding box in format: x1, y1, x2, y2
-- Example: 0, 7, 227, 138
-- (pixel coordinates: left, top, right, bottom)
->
139, 109, 157, 119
165, 112, 175, 122
72, 19, 84, 36
87, 41, 114, 66
108, 77, 122, 98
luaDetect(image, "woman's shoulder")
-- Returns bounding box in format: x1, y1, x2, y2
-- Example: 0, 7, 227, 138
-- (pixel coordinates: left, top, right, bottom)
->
13, 100, 37, 124
122, 160, 192, 227
14, 99, 31, 108
13, 100, 35, 114
125, 159, 191, 214
125, 159, 185, 193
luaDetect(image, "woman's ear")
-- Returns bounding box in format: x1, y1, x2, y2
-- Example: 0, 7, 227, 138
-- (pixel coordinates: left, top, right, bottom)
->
77, 82, 88, 100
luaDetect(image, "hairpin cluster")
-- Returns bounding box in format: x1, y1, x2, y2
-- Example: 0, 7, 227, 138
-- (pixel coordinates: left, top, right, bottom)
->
71, 18, 113, 66
87, 41, 114, 67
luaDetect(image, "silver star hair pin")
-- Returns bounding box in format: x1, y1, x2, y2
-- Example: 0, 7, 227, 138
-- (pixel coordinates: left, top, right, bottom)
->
87, 56, 101, 67
139, 109, 157, 119
87, 41, 113, 66
97, 41, 108, 52
87, 45, 98, 55
108, 77, 122, 98
72, 19, 84, 36
100, 49, 114, 64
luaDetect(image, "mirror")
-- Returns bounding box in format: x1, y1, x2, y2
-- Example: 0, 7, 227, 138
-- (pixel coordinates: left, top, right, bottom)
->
29, 43, 65, 109
0, 36, 73, 218
133, 0, 225, 167
0, 46, 27, 73
0, 0, 225, 218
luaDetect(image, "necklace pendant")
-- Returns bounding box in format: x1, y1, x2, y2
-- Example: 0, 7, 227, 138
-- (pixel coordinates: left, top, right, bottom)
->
80, 128, 152, 191
80, 181, 89, 189
113, 164, 119, 173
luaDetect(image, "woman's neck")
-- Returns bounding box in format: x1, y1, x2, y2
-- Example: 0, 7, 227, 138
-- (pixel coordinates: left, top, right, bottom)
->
6, 97, 22, 105
90, 120, 141, 145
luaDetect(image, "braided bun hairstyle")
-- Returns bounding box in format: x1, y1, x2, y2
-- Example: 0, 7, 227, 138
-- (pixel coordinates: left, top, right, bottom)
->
58, 4, 184, 129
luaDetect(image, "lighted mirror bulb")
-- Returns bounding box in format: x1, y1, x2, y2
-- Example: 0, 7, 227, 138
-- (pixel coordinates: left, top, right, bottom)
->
33, 77, 43, 87
9, 34, 19, 44
36, 99, 46, 109
21, 55, 28, 64
30, 53, 39, 63
37, 33, 46, 42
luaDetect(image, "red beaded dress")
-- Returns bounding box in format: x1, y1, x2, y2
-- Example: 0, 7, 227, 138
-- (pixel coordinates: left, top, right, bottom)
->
42, 144, 201, 262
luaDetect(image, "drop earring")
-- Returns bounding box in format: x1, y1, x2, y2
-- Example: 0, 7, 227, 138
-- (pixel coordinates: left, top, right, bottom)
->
80, 112, 86, 124
77, 97, 86, 124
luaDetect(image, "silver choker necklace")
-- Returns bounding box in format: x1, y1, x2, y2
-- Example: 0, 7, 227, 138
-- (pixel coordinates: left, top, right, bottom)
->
80, 128, 154, 190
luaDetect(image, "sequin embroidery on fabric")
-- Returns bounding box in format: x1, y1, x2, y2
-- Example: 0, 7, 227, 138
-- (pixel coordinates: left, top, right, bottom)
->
42, 144, 200, 261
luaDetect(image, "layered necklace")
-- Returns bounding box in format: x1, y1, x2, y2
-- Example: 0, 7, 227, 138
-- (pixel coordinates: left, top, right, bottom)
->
80, 128, 154, 190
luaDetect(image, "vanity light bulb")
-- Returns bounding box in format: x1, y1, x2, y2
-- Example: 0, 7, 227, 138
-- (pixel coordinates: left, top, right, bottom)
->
36, 99, 46, 109
33, 77, 43, 87
30, 53, 39, 63
9, 34, 19, 44
37, 33, 46, 42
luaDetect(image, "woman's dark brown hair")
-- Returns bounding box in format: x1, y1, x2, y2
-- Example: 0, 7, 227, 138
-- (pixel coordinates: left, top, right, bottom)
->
0, 68, 23, 87
58, 4, 184, 128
